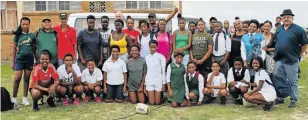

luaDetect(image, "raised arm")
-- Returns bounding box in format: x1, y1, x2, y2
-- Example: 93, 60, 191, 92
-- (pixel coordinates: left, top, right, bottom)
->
165, 7, 178, 22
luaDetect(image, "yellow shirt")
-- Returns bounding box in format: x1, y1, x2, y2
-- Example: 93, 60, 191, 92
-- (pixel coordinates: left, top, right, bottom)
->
110, 34, 127, 54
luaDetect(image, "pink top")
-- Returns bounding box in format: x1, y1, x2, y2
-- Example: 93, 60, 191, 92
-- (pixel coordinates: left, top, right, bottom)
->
157, 32, 172, 61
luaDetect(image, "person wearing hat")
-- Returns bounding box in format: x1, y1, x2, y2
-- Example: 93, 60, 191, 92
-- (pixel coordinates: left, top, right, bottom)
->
273, 9, 308, 108
35, 18, 58, 68
148, 7, 178, 34
54, 13, 77, 67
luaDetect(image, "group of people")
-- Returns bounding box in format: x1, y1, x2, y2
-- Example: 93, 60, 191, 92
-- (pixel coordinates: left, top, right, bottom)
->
10, 8, 307, 112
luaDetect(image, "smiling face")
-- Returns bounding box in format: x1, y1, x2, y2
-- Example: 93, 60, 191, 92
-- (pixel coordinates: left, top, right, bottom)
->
40, 54, 50, 67
87, 19, 95, 30
248, 23, 257, 33
282, 15, 293, 26
187, 63, 197, 74
42, 21, 51, 29
263, 22, 272, 33
111, 48, 119, 59
140, 23, 149, 34
130, 46, 139, 58
159, 20, 166, 31
87, 61, 95, 72
252, 59, 260, 71
126, 19, 134, 30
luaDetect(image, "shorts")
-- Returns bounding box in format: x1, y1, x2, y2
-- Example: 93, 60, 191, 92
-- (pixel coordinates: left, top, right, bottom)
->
14, 62, 33, 71
106, 84, 124, 100
146, 84, 162, 92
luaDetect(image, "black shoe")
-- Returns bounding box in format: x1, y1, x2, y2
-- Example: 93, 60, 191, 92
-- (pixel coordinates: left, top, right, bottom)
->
33, 100, 39, 111
47, 97, 56, 108
264, 101, 275, 111
288, 102, 296, 108
220, 96, 227, 105
235, 99, 243, 105
275, 99, 284, 105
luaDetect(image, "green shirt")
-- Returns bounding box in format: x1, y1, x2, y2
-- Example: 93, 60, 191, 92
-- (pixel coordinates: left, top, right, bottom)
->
175, 30, 189, 55
36, 29, 57, 64
191, 31, 213, 60
14, 32, 36, 63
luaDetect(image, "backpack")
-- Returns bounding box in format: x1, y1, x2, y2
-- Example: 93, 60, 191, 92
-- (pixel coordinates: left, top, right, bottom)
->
1, 87, 14, 111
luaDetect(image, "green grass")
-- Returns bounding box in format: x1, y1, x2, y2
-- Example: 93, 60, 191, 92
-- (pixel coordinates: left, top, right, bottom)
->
1, 61, 308, 120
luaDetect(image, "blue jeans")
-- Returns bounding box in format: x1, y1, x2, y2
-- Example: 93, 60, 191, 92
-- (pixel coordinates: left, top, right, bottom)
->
275, 61, 299, 102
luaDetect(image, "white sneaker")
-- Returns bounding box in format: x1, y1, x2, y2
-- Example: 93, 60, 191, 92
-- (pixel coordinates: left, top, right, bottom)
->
22, 97, 30, 106
11, 98, 18, 105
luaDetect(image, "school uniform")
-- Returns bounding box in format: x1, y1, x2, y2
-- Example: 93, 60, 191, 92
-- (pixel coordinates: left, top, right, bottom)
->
145, 52, 166, 91
166, 63, 186, 103
140, 34, 157, 59
254, 70, 277, 102
184, 72, 204, 102
212, 32, 232, 77
227, 67, 250, 88
102, 58, 127, 100
207, 72, 226, 97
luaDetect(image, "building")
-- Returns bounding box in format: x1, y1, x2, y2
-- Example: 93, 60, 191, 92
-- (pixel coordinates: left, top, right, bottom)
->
1, 1, 182, 60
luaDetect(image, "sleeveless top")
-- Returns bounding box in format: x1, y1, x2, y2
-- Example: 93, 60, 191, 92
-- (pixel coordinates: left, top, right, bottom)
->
100, 29, 112, 58
175, 30, 189, 55
230, 32, 243, 58
232, 68, 246, 81
110, 34, 127, 54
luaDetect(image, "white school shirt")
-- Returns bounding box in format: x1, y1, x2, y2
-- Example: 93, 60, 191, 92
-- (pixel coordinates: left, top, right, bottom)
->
254, 70, 276, 94
102, 58, 127, 85
227, 67, 250, 83
184, 72, 204, 102
207, 72, 226, 86
140, 34, 157, 58
240, 41, 247, 61
145, 52, 166, 85
81, 67, 103, 84
212, 32, 232, 56
57, 64, 82, 83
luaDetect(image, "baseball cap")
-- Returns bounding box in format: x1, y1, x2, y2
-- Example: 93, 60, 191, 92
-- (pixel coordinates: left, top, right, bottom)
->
42, 18, 51, 22
148, 13, 156, 18
59, 13, 67, 18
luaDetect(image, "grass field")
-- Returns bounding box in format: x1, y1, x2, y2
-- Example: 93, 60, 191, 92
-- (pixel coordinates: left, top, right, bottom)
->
1, 60, 308, 120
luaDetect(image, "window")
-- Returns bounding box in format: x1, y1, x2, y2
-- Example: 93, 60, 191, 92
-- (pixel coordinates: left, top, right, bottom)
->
35, 1, 46, 11
47, 1, 57, 10
126, 1, 137, 9
1, 1, 18, 31
59, 1, 70, 10
32, 1, 73, 11
114, 1, 173, 10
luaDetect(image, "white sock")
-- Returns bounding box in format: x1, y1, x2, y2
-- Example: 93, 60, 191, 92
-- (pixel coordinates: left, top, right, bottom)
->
23, 97, 28, 100
11, 97, 17, 103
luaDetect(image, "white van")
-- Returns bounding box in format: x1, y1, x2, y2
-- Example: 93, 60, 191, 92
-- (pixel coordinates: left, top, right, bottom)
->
67, 13, 203, 34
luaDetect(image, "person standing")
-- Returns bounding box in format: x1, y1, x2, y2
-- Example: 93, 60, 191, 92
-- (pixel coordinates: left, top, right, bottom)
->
229, 21, 247, 68
77, 15, 104, 71
207, 17, 218, 35
223, 20, 231, 37
54, 13, 77, 67
99, 16, 113, 61
35, 18, 58, 68
148, 7, 178, 34
274, 9, 308, 108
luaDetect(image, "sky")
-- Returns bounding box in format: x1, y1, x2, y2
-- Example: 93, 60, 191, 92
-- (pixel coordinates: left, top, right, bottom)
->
182, 1, 308, 29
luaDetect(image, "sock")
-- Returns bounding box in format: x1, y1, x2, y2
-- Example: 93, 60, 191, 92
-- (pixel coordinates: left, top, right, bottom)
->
76, 92, 82, 98
95, 91, 101, 97
85, 91, 89, 96
11, 97, 17, 103
23, 97, 28, 100
33, 100, 38, 109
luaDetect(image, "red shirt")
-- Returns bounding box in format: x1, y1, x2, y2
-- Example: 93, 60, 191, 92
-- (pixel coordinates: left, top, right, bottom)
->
54, 25, 77, 59
30, 64, 59, 89
123, 29, 140, 44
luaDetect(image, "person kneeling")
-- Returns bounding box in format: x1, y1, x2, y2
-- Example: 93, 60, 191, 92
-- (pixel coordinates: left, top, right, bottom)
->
166, 52, 186, 108
56, 53, 83, 106
182, 62, 204, 106
244, 57, 276, 111
203, 62, 228, 104
81, 57, 103, 103
227, 57, 250, 105
30, 50, 59, 111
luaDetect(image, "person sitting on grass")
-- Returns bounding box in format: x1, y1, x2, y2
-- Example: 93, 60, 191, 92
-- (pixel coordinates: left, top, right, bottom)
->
166, 52, 186, 108
227, 57, 250, 105
182, 62, 204, 106
244, 56, 276, 111
30, 50, 59, 111
103, 45, 127, 103
203, 62, 228, 105
56, 53, 83, 106
81, 57, 103, 103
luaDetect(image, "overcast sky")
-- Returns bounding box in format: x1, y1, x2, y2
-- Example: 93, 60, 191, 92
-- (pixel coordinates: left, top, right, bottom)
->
182, 1, 308, 28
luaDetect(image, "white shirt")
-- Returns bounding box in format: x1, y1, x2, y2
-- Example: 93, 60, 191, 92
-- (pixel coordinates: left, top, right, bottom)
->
207, 72, 226, 86
100, 28, 112, 43
254, 70, 276, 93
227, 67, 250, 83
140, 34, 157, 58
145, 52, 166, 85
240, 41, 247, 61
212, 32, 231, 56
102, 58, 127, 85
184, 72, 204, 102
81, 67, 103, 84
57, 64, 82, 83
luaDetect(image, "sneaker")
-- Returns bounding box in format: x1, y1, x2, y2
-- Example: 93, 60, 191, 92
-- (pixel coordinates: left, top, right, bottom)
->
73, 98, 80, 105
63, 98, 69, 106
235, 99, 243, 105
275, 98, 284, 105
220, 96, 227, 105
264, 101, 275, 111
96, 97, 101, 103
32, 100, 39, 112
84, 96, 89, 103
22, 97, 30, 106
47, 97, 56, 108
288, 102, 296, 108
11, 98, 18, 105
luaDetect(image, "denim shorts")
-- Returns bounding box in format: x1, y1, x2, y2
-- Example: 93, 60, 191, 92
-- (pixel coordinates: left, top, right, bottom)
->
14, 62, 34, 71
106, 84, 124, 100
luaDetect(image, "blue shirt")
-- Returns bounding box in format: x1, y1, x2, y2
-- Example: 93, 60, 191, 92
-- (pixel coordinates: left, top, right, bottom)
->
274, 24, 308, 64
241, 33, 264, 63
